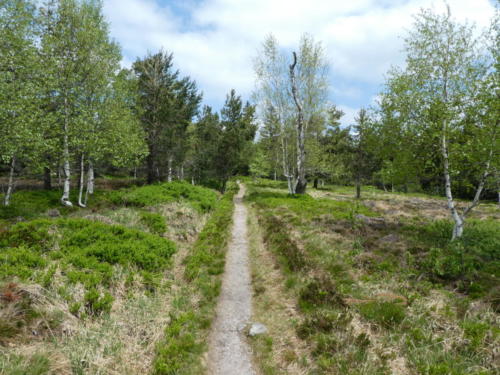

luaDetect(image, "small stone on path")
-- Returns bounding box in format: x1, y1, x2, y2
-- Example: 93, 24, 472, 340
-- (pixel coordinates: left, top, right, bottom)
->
248, 323, 267, 337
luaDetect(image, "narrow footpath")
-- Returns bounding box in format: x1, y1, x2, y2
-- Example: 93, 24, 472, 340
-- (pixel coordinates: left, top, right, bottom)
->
207, 184, 256, 375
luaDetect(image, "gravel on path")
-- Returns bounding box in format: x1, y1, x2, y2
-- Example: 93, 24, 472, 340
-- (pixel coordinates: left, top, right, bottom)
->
207, 184, 257, 375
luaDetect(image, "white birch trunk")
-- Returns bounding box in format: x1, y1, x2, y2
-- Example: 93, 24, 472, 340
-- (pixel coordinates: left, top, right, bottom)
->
289, 52, 307, 194
441, 124, 464, 240
4, 156, 15, 206
167, 156, 173, 182
61, 116, 73, 207
281, 135, 294, 194
78, 154, 86, 207
84, 160, 94, 206
87, 161, 94, 194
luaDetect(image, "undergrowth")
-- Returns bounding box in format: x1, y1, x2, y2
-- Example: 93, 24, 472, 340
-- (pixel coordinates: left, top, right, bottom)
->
114, 181, 218, 213
248, 178, 499, 375
152, 181, 237, 374
0, 218, 175, 319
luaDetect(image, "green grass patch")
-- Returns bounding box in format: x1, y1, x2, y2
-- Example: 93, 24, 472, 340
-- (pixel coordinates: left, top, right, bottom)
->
116, 181, 218, 213
247, 190, 376, 220
152, 182, 237, 374
0, 218, 176, 318
140, 211, 167, 235
405, 219, 500, 304
357, 301, 406, 328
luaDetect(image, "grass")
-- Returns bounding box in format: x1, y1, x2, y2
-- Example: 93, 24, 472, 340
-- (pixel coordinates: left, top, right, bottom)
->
114, 181, 218, 213
0, 180, 218, 224
404, 219, 500, 305
0, 218, 176, 320
247, 178, 500, 375
152, 181, 237, 374
0, 180, 224, 374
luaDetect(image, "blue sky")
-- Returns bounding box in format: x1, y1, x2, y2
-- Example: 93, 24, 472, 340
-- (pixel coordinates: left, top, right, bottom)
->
102, 0, 496, 126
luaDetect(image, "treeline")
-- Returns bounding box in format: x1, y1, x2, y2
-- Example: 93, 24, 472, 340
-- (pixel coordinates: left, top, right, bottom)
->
0, 0, 257, 207
251, 7, 499, 239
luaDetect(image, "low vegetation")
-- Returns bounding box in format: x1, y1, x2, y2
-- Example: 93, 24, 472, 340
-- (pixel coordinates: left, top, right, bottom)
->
246, 178, 499, 375
153, 181, 237, 374
0, 181, 227, 374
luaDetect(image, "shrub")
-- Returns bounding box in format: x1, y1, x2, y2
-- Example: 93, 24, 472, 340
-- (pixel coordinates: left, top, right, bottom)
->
357, 301, 406, 328
0, 218, 176, 316
118, 181, 218, 213
84, 288, 114, 316
409, 219, 500, 301
299, 276, 346, 311
140, 211, 167, 235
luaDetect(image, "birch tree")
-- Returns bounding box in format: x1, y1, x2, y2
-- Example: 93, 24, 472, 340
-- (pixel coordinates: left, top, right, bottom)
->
383, 7, 498, 239
40, 0, 94, 206
254, 34, 329, 194
0, 0, 42, 205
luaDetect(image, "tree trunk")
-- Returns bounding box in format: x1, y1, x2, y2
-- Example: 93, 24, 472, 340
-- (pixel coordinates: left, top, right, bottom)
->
61, 109, 73, 207
313, 178, 319, 189
441, 123, 463, 240
78, 154, 86, 207
273, 170, 277, 181
167, 156, 173, 182
44, 167, 51, 190
58, 166, 62, 187
281, 133, 294, 194
87, 160, 94, 194
180, 164, 184, 180
4, 156, 16, 206
147, 154, 155, 184
356, 177, 361, 199
84, 160, 94, 206
289, 52, 307, 194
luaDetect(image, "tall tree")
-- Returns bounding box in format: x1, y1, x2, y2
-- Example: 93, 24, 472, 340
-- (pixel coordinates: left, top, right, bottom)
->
254, 34, 329, 194
133, 51, 201, 184
214, 90, 257, 192
382, 6, 498, 239
0, 0, 43, 205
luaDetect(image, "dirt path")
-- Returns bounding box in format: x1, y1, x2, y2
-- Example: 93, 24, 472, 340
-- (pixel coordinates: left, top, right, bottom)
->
207, 184, 256, 375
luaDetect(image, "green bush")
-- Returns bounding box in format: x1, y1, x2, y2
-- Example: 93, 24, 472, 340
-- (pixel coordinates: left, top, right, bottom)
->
84, 288, 114, 316
0, 218, 176, 315
357, 301, 406, 328
408, 219, 500, 300
118, 181, 218, 212
140, 211, 167, 235
0, 190, 71, 220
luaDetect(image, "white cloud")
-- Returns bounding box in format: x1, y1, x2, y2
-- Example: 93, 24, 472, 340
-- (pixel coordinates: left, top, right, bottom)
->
102, 0, 497, 113
338, 105, 360, 128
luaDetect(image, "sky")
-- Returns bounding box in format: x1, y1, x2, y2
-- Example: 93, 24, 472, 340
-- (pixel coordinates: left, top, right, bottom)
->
102, 0, 497, 126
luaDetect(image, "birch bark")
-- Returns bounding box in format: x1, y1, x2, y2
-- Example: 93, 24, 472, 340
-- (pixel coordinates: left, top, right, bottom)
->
3, 156, 16, 206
